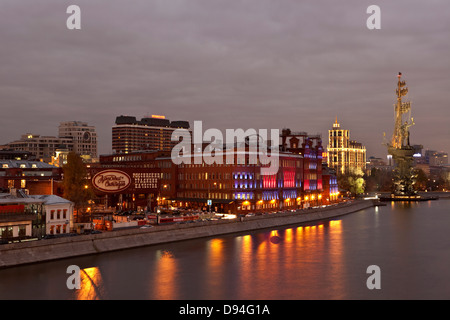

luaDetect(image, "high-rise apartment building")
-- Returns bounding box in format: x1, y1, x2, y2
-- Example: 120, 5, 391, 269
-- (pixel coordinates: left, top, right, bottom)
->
58, 121, 98, 159
112, 115, 190, 154
327, 117, 366, 175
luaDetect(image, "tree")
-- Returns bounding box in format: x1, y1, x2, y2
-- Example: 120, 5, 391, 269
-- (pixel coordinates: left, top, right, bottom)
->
365, 168, 394, 192
414, 169, 428, 191
62, 152, 94, 220
338, 168, 366, 197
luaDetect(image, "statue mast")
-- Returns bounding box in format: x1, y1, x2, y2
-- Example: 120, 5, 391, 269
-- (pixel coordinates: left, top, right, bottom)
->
386, 72, 418, 199
391, 72, 413, 149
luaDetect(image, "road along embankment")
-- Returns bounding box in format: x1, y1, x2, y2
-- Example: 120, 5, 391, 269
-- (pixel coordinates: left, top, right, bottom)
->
0, 200, 375, 269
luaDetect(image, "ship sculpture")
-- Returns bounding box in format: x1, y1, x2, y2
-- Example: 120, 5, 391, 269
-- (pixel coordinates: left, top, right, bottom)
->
386, 72, 420, 199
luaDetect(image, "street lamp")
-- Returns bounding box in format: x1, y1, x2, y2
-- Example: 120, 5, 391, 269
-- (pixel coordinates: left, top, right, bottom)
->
208, 182, 217, 213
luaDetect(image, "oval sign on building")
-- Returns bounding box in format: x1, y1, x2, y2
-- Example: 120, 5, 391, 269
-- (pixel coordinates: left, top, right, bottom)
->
92, 170, 131, 193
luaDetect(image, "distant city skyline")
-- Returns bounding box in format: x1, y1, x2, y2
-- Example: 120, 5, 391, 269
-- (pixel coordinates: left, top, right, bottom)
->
1, 0, 449, 158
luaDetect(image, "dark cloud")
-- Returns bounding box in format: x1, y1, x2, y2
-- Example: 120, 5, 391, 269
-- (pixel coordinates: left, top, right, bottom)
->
1, 0, 449, 158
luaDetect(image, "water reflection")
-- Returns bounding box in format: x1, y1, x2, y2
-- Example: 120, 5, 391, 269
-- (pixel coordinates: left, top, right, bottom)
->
228, 219, 345, 299
237, 235, 253, 297
151, 250, 177, 299
76, 267, 104, 300
3, 201, 449, 299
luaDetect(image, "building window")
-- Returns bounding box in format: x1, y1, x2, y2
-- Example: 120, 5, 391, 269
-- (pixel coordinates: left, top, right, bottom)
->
18, 225, 26, 237
0, 226, 12, 239
50, 210, 55, 220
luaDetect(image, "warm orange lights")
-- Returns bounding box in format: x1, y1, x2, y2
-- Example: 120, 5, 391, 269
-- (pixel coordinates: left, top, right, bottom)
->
329, 220, 342, 228
330, 191, 340, 197
76, 267, 103, 300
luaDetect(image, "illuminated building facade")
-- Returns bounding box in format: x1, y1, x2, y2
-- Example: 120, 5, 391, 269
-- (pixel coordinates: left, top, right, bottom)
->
6, 121, 97, 163
280, 128, 324, 206
425, 150, 448, 166
92, 136, 327, 214
7, 134, 73, 163
322, 167, 339, 204
0, 193, 74, 242
0, 195, 44, 242
0, 160, 63, 195
172, 147, 305, 212
112, 115, 190, 154
327, 117, 366, 175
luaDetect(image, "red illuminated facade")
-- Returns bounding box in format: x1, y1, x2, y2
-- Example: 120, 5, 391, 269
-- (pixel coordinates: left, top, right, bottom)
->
280, 129, 324, 207
92, 131, 327, 214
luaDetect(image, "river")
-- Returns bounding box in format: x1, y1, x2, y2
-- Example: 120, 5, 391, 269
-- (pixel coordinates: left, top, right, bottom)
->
1, 199, 450, 300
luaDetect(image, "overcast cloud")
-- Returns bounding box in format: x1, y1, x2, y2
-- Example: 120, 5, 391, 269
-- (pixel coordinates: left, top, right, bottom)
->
1, 0, 449, 158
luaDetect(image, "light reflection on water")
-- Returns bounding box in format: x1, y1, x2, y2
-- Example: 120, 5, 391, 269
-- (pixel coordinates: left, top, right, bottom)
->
76, 267, 104, 300
151, 250, 177, 300
1, 200, 450, 299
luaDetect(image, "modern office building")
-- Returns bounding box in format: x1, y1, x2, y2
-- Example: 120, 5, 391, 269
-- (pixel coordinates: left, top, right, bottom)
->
5, 121, 98, 163
425, 150, 448, 166
7, 134, 73, 163
112, 115, 190, 154
327, 117, 366, 175
58, 121, 98, 159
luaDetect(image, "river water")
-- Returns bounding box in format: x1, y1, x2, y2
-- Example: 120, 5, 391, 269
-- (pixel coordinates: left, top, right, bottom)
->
1, 199, 450, 300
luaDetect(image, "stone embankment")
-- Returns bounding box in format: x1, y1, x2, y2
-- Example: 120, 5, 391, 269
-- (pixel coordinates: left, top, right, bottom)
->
0, 200, 376, 269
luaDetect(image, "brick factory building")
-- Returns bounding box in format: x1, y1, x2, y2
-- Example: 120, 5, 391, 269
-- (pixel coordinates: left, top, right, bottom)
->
0, 160, 63, 195
89, 131, 335, 214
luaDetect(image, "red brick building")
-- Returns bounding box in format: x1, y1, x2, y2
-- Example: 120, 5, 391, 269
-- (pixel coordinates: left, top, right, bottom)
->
280, 129, 324, 207
0, 160, 63, 195
90, 132, 326, 214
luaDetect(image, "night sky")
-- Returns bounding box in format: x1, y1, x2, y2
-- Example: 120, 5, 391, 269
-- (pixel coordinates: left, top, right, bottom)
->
1, 0, 449, 158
